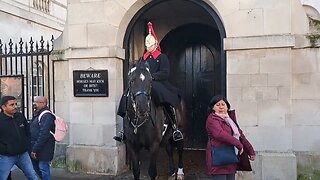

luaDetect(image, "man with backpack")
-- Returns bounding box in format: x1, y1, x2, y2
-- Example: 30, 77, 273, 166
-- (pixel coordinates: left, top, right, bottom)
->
30, 96, 55, 180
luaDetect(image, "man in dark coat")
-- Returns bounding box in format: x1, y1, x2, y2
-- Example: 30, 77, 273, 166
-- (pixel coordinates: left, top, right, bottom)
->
30, 96, 55, 180
0, 96, 38, 180
114, 22, 183, 142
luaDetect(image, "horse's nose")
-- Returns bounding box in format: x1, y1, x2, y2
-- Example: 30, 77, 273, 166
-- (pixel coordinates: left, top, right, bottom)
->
135, 103, 149, 117
134, 95, 149, 117
137, 106, 148, 116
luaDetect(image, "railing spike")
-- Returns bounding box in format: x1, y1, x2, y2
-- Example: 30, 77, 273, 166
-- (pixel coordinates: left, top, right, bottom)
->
0, 39, 2, 54
36, 41, 39, 51
4, 44, 7, 54
25, 41, 28, 53
15, 43, 18, 54
19, 38, 24, 54
46, 40, 50, 51
40, 36, 45, 51
50, 35, 54, 51
29, 37, 34, 53
8, 39, 13, 54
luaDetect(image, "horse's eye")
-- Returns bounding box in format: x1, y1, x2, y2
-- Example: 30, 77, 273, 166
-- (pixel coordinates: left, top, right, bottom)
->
129, 78, 134, 84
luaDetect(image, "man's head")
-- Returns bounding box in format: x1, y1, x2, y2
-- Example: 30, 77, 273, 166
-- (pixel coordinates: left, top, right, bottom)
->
145, 22, 160, 53
34, 96, 48, 112
1, 96, 18, 117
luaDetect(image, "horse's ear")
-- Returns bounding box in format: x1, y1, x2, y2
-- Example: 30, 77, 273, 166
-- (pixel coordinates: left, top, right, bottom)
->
128, 61, 139, 76
140, 60, 150, 69
129, 61, 136, 69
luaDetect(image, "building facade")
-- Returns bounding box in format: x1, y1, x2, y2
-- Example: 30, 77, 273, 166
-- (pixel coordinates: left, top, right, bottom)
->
51, 0, 320, 179
0, 0, 66, 42
2, 0, 320, 179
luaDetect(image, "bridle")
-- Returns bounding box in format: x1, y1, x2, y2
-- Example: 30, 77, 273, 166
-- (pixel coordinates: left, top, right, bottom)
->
127, 66, 152, 134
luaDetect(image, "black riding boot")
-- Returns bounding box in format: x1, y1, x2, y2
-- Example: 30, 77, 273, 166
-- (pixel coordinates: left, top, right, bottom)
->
165, 105, 183, 141
113, 130, 126, 142
113, 93, 128, 143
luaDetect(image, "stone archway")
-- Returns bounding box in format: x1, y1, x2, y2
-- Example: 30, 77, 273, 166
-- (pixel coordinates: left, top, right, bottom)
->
123, 0, 226, 149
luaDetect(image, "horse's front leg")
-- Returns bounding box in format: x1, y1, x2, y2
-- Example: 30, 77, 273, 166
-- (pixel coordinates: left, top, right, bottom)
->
148, 144, 160, 180
127, 143, 141, 180
132, 154, 141, 180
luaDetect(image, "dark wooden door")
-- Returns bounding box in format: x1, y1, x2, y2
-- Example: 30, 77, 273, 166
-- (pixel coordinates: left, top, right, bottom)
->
169, 43, 219, 149
162, 24, 223, 149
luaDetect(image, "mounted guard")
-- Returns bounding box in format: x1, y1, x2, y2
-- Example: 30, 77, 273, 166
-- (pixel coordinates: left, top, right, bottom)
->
115, 22, 184, 142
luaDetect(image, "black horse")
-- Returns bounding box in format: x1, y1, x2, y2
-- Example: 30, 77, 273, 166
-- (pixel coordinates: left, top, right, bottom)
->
124, 61, 186, 180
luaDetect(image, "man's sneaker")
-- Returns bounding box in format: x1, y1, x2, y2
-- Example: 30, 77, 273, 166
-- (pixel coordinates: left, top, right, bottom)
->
113, 131, 125, 142
173, 129, 183, 141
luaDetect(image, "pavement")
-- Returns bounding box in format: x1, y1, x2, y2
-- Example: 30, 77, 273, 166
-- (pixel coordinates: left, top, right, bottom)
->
12, 168, 146, 180
12, 168, 212, 180
11, 150, 212, 180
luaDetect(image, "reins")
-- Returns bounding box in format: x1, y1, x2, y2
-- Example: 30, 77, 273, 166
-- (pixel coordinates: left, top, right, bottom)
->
126, 65, 154, 134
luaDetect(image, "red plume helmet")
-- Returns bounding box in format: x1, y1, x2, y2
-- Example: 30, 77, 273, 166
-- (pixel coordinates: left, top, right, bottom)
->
145, 22, 161, 51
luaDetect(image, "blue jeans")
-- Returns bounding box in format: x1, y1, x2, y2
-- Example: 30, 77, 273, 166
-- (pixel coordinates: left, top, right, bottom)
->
0, 151, 38, 180
212, 174, 235, 180
32, 159, 51, 180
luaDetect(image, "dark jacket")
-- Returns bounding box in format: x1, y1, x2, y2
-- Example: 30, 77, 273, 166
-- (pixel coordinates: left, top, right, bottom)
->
0, 112, 30, 156
30, 107, 55, 161
206, 110, 255, 175
142, 53, 180, 108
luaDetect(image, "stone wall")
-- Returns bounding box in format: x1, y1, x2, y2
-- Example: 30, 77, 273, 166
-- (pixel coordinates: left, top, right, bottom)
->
53, 0, 320, 179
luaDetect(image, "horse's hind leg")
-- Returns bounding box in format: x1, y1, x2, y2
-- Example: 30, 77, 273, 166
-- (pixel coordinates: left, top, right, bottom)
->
165, 141, 176, 178
176, 140, 185, 180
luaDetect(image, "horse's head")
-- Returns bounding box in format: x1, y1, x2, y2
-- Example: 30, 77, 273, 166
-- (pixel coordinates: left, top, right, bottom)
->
128, 61, 152, 119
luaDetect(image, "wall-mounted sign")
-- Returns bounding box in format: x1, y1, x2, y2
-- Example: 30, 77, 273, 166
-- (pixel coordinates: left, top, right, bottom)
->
73, 70, 108, 97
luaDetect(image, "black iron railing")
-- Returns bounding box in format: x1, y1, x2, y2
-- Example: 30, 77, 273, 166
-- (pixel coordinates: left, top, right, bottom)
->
0, 36, 54, 120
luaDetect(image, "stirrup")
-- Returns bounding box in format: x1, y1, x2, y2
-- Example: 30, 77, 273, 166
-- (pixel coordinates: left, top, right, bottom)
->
173, 129, 183, 141
113, 131, 125, 142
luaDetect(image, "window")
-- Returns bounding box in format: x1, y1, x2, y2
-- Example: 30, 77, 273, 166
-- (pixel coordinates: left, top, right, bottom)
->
33, 0, 50, 13
31, 62, 44, 97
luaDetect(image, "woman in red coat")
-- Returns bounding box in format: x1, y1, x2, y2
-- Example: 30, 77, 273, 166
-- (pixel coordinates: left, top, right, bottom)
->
206, 95, 256, 180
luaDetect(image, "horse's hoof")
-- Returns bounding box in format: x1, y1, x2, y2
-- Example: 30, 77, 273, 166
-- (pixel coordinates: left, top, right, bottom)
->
176, 168, 184, 180
177, 174, 184, 180
168, 173, 176, 180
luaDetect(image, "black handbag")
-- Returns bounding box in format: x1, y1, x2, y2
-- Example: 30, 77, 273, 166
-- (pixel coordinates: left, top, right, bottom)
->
211, 146, 240, 166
